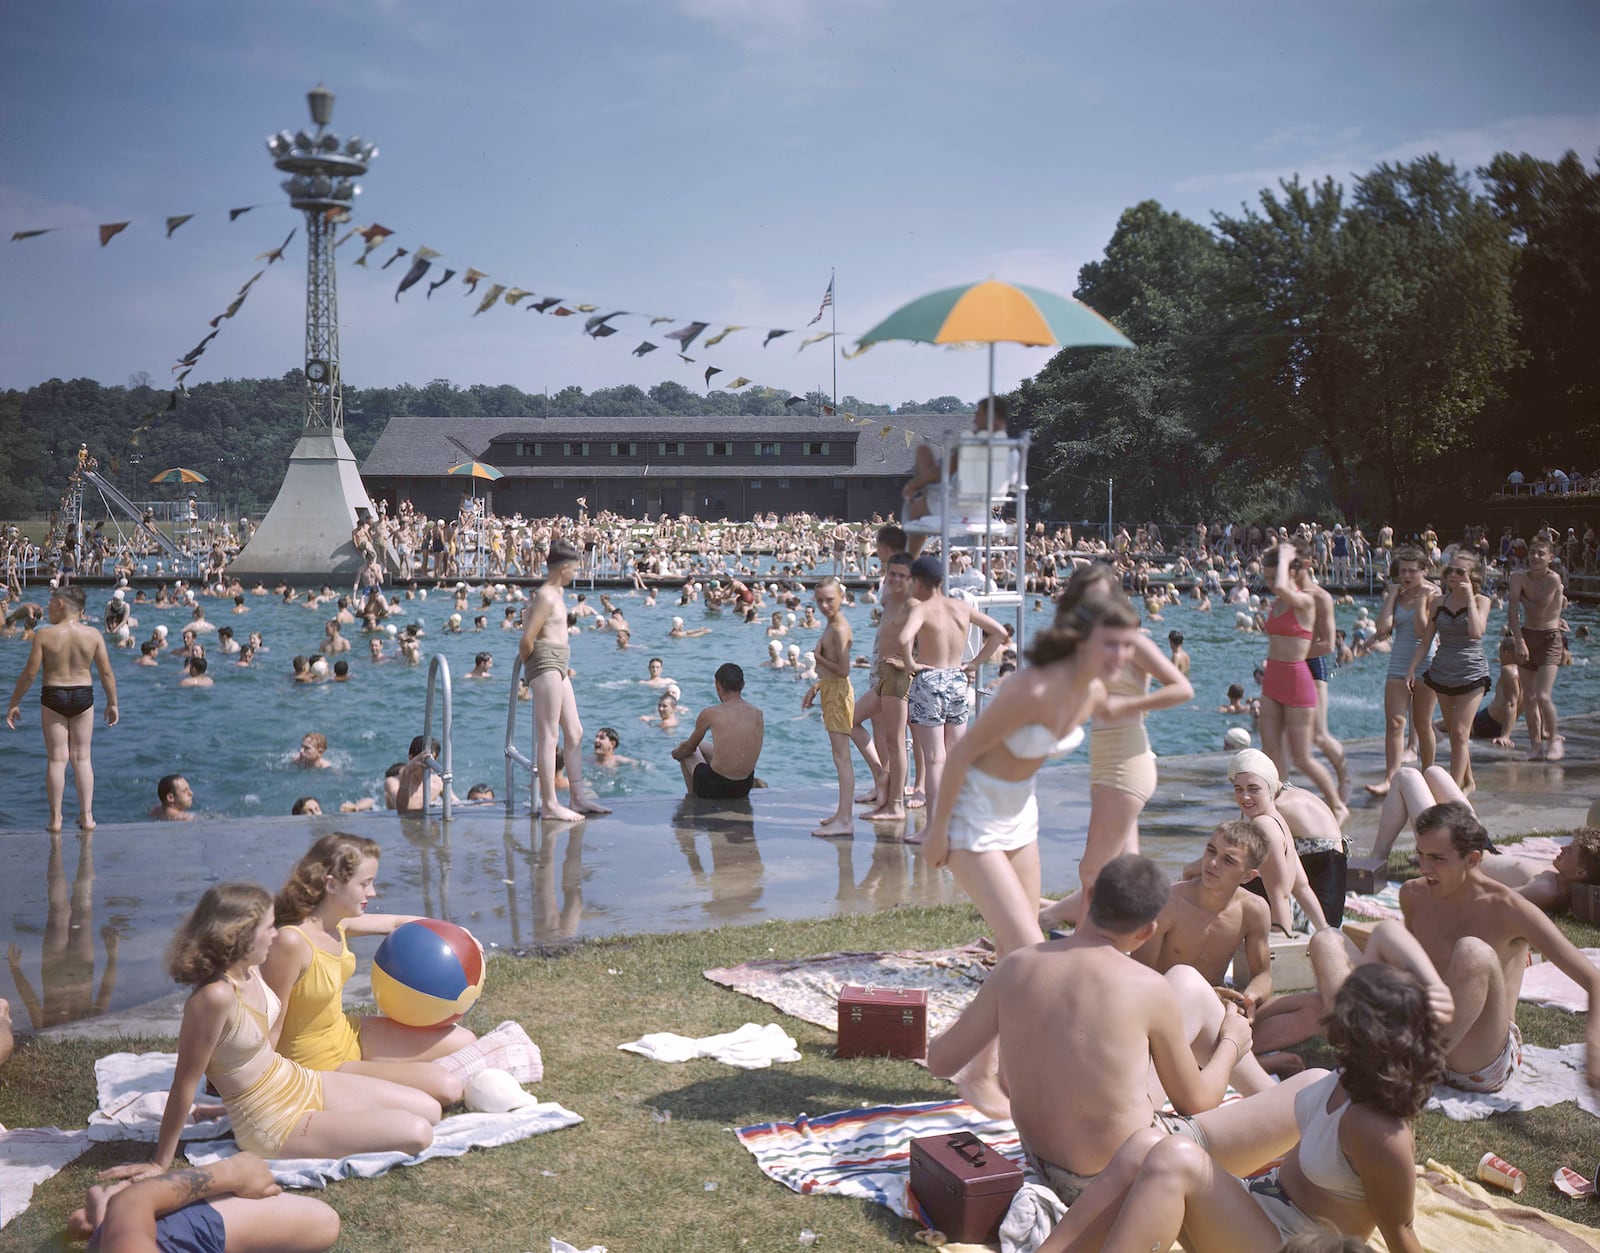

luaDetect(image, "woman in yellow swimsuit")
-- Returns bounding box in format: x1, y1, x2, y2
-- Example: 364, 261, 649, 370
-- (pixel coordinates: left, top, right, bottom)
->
264, 834, 539, 1106
142, 883, 438, 1173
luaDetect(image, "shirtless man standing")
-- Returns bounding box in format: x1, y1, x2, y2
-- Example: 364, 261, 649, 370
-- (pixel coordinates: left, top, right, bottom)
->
898, 554, 1006, 821
1286, 803, 1600, 1095
1508, 537, 1566, 761
1299, 561, 1349, 803
6, 585, 119, 832
847, 525, 903, 813
867, 554, 916, 821
517, 540, 610, 822
802, 577, 855, 837
929, 855, 1314, 1211
673, 663, 764, 799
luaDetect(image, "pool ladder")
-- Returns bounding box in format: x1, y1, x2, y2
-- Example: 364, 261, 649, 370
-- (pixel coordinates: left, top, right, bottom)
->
504, 666, 540, 817
419, 654, 454, 821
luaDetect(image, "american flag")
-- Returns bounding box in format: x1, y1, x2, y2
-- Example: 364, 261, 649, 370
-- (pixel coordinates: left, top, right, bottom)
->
807, 276, 834, 326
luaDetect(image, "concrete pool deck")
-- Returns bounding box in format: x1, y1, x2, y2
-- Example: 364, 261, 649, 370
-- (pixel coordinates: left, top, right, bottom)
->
4, 717, 1595, 1043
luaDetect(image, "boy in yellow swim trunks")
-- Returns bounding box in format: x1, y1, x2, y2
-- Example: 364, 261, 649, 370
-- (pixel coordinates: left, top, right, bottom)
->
802, 576, 855, 838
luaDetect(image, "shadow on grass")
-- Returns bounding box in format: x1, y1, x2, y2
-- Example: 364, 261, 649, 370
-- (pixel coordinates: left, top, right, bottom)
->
649, 1053, 950, 1129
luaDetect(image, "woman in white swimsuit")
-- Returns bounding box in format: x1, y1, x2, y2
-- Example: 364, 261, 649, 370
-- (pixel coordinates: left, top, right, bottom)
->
1042, 964, 1442, 1253
920, 568, 1141, 956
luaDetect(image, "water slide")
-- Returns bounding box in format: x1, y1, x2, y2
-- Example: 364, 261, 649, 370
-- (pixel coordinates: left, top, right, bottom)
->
82, 469, 188, 563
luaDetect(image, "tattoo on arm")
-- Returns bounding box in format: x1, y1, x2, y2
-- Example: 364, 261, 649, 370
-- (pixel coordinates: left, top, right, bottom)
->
170, 1166, 214, 1205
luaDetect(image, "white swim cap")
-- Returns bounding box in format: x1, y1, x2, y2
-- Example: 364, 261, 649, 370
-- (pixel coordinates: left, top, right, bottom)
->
768, 640, 782, 654
1223, 727, 1251, 751
418, 589, 428, 599
787, 644, 800, 657
1227, 748, 1282, 796
785, 612, 796, 625
385, 624, 398, 636
449, 613, 461, 624
154, 624, 168, 637
113, 589, 125, 600
672, 616, 684, 629
115, 624, 131, 639
665, 682, 681, 700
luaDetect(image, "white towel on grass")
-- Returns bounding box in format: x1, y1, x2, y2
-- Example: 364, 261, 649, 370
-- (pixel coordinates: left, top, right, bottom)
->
183, 1104, 583, 1189
1, 1126, 91, 1229
999, 1181, 1068, 1253
89, 1052, 230, 1143
1427, 1043, 1600, 1121
1518, 949, 1599, 1013
618, 1022, 800, 1069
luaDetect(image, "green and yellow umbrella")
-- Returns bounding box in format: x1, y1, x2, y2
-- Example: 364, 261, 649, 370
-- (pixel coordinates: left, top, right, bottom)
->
857, 279, 1134, 401
148, 466, 209, 484
444, 461, 505, 482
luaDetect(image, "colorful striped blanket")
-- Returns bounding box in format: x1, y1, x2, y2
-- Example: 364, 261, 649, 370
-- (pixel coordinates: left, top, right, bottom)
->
735, 1097, 1020, 1223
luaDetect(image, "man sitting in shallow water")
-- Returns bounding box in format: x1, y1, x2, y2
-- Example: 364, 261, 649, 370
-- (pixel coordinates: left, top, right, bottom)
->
672, 662, 763, 800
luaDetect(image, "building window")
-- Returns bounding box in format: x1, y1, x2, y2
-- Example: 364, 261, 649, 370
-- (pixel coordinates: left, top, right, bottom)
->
749, 480, 762, 490
832, 478, 845, 490
779, 479, 790, 490
657, 441, 685, 456
755, 441, 782, 456
706, 442, 732, 457
549, 478, 564, 489
802, 442, 829, 455
610, 442, 637, 457
513, 441, 543, 457
563, 442, 590, 457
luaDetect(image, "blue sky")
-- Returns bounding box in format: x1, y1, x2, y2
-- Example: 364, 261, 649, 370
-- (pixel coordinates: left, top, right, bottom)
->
2, 0, 1597, 407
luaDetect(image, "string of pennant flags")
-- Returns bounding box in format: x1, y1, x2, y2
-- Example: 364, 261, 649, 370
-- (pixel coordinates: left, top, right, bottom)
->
113, 230, 297, 469
12, 198, 945, 453
9, 202, 277, 245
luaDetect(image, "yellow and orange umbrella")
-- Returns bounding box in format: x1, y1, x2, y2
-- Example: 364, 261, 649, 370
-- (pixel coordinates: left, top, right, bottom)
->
148, 466, 209, 484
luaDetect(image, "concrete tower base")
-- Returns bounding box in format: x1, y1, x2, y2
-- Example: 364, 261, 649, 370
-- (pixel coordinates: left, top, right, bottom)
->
229, 432, 374, 578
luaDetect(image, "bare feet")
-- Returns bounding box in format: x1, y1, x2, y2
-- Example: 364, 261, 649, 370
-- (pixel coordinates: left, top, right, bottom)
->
541, 804, 587, 823
45, 820, 62, 834
867, 804, 906, 822
1546, 736, 1566, 762
1527, 743, 1546, 762
1337, 774, 1352, 805
1363, 781, 1390, 798
905, 791, 926, 810
854, 787, 881, 805
811, 817, 854, 838
79, 815, 96, 832
1331, 802, 1350, 827
573, 800, 612, 815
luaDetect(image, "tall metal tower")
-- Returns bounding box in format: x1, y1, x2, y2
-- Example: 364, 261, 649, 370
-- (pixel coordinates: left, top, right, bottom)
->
231, 85, 380, 577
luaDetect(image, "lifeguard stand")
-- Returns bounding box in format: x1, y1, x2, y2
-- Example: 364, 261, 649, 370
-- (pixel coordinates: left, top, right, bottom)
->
903, 428, 1031, 706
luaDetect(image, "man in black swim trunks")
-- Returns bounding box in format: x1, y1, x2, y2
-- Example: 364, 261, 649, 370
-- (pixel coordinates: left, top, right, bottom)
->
6, 584, 118, 833
672, 662, 764, 799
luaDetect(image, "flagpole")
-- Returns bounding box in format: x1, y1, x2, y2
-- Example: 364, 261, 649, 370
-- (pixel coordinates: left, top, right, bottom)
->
830, 267, 837, 415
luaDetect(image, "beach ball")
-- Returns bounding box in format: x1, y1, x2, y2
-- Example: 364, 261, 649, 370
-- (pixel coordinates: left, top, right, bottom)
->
371, 919, 485, 1027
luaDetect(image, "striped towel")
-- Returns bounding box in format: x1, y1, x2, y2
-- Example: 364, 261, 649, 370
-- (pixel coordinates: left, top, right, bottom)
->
735, 1097, 1020, 1222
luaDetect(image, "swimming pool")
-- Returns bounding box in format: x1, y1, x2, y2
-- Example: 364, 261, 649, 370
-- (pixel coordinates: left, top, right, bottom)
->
1, 586, 1595, 828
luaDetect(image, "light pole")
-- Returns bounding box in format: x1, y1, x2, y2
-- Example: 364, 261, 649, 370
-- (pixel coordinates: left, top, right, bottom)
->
231, 85, 380, 578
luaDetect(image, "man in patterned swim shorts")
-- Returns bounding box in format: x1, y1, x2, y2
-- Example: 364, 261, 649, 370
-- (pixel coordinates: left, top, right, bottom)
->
899, 555, 1007, 823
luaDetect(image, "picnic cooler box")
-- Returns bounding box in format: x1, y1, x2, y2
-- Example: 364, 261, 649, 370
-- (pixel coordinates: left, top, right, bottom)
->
836, 985, 927, 1059
909, 1131, 1024, 1243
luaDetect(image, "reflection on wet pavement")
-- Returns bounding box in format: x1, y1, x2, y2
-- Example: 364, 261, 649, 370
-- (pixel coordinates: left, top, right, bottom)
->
3, 717, 1593, 1035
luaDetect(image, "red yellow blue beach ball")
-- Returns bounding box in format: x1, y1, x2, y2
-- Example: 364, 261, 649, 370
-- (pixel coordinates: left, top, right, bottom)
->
371, 919, 485, 1027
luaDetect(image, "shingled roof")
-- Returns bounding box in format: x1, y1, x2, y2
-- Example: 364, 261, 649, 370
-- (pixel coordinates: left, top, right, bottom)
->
359, 413, 971, 479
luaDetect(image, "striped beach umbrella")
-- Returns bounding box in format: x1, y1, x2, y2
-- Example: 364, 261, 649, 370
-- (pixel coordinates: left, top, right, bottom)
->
148, 466, 209, 484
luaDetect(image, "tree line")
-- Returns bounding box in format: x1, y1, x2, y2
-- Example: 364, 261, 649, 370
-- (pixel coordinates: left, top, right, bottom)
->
1014, 149, 1600, 529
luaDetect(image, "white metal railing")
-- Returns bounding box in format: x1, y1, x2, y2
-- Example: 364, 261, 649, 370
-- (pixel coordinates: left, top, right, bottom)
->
420, 654, 455, 821
503, 665, 538, 817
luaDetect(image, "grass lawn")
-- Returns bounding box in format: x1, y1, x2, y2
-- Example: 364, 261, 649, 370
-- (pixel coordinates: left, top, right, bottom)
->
4, 894, 1596, 1251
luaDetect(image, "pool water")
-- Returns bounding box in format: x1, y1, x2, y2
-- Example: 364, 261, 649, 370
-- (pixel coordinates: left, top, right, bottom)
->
1, 587, 1595, 828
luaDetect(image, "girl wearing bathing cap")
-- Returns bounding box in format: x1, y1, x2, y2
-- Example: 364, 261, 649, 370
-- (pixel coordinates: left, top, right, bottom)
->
1225, 748, 1336, 932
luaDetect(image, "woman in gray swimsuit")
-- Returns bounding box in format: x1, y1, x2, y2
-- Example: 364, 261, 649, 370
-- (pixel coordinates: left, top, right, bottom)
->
1407, 552, 1491, 793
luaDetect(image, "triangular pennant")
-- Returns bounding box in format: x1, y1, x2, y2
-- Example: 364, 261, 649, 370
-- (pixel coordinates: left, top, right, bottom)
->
474, 283, 507, 315
585, 311, 627, 335
798, 331, 836, 351
462, 268, 488, 292
256, 229, 296, 263
98, 222, 130, 247
650, 316, 673, 326
551, 306, 575, 316
822, 405, 836, 416
574, 303, 598, 313
380, 247, 410, 271
503, 288, 531, 305
763, 329, 790, 348
359, 224, 394, 244
677, 354, 695, 363
236, 271, 264, 297
175, 368, 193, 387
229, 207, 254, 221
905, 429, 914, 447
165, 215, 194, 238
589, 324, 618, 338
880, 425, 893, 439
427, 268, 457, 297
784, 396, 806, 408
704, 367, 723, 387
632, 341, 658, 357
664, 321, 710, 353
322, 207, 351, 224
842, 342, 874, 360
10, 228, 56, 241
413, 246, 442, 262
395, 256, 431, 300
703, 325, 745, 347
727, 377, 752, 389
530, 296, 563, 313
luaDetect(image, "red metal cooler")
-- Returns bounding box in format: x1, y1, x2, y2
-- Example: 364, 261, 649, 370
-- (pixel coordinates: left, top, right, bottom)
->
910, 1131, 1024, 1242
835, 985, 927, 1059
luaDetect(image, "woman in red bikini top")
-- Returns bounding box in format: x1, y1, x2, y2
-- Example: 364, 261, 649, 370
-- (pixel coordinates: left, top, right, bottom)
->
1258, 542, 1349, 825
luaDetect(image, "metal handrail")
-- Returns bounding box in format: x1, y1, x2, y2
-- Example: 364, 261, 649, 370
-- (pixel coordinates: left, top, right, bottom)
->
503, 664, 538, 817
421, 653, 454, 822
